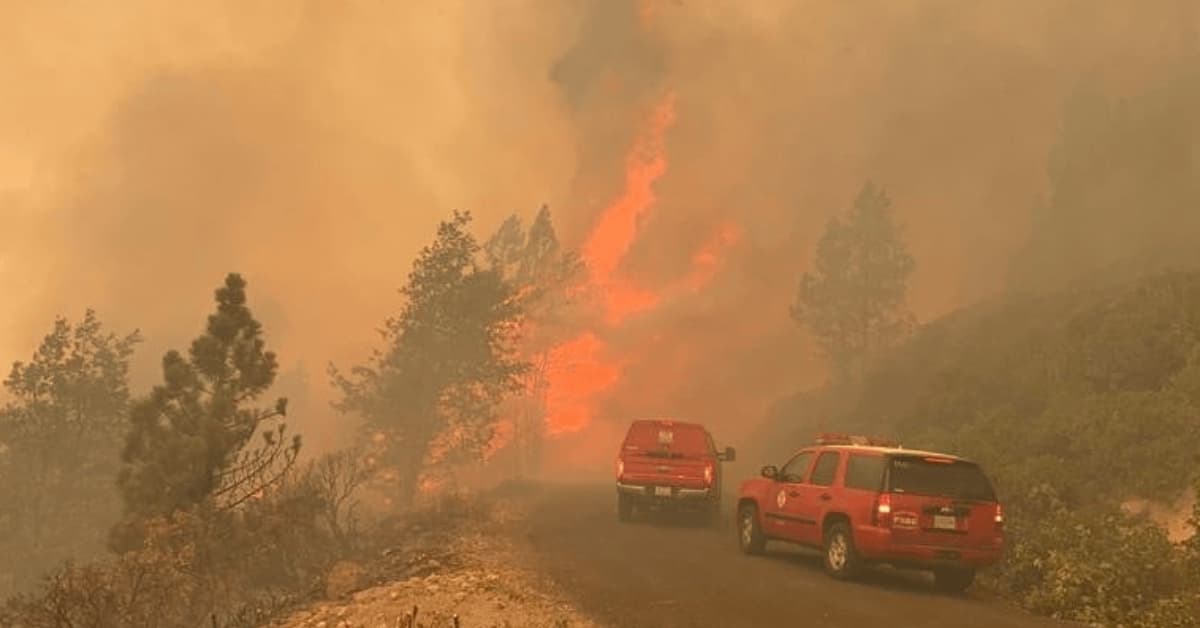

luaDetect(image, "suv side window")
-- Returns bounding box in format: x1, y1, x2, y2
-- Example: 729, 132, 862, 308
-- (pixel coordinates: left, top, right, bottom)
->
779, 451, 814, 483
810, 451, 841, 487
844, 454, 886, 490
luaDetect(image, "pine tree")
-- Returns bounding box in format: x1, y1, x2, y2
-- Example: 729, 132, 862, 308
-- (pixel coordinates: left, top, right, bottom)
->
791, 182, 916, 381
115, 273, 298, 542
332, 211, 527, 504
483, 213, 527, 280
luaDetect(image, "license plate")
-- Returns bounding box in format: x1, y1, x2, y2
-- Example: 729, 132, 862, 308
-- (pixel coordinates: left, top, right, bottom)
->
654, 486, 672, 497
933, 515, 957, 530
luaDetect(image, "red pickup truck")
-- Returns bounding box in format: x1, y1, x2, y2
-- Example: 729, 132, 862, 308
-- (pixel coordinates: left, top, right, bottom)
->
735, 433, 1004, 593
615, 418, 736, 526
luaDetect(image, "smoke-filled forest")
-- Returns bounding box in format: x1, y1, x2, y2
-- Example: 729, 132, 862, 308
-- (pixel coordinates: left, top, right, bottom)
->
3, 1, 1200, 627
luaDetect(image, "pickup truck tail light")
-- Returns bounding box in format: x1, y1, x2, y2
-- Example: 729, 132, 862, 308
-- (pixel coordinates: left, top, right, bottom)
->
872, 493, 893, 527
994, 503, 1004, 529
703, 463, 714, 486
616, 458, 625, 480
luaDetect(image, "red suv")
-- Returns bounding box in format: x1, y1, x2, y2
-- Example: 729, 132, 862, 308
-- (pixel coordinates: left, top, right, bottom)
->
615, 418, 736, 526
735, 433, 1004, 593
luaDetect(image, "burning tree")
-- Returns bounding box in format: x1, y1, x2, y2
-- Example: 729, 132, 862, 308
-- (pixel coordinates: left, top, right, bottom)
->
791, 181, 916, 381
112, 273, 299, 550
332, 211, 528, 506
484, 205, 585, 478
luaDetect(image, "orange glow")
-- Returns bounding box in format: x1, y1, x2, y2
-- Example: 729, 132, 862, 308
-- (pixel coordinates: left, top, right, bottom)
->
487, 87, 739, 477
537, 92, 678, 437
418, 475, 443, 496
543, 332, 622, 434
681, 222, 742, 293
603, 281, 661, 325
580, 93, 676, 285
636, 0, 662, 28
532, 91, 741, 450
484, 418, 514, 460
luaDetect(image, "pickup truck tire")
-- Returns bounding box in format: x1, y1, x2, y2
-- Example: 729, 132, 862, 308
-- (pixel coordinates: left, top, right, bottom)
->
823, 521, 863, 580
933, 567, 975, 594
737, 503, 766, 555
617, 493, 634, 523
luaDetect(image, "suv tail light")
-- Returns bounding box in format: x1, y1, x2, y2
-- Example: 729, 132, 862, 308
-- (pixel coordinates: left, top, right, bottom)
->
616, 458, 625, 480
873, 493, 893, 527
994, 503, 1004, 528
703, 463, 714, 486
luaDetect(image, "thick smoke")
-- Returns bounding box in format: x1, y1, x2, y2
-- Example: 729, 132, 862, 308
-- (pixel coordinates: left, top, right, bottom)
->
2, 0, 1198, 459
0, 1, 581, 446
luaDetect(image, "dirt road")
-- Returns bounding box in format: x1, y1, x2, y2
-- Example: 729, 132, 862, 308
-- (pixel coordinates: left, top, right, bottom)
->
512, 482, 1068, 628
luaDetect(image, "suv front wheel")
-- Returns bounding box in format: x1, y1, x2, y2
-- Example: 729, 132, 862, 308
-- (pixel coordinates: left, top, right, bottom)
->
737, 503, 766, 555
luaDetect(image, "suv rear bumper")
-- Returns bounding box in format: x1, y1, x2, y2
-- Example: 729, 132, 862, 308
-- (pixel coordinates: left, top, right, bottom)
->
617, 482, 714, 503
854, 525, 1004, 569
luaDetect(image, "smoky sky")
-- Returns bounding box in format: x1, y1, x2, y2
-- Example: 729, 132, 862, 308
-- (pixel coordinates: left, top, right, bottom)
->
2, 0, 1198, 458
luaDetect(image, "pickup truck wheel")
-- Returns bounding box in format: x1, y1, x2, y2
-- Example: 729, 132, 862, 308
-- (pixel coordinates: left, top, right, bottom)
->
823, 521, 862, 580
737, 503, 766, 555
617, 493, 634, 523
933, 567, 975, 594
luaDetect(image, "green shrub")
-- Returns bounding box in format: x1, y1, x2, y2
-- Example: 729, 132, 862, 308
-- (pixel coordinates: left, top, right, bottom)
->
984, 484, 1197, 626
755, 271, 1200, 626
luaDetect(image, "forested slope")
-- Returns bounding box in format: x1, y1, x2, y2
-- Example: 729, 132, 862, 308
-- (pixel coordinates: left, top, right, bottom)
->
756, 270, 1200, 625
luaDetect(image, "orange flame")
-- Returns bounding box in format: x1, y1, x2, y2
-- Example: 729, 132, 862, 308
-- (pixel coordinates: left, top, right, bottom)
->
532, 91, 741, 453
543, 332, 622, 435
579, 93, 677, 326
534, 93, 678, 438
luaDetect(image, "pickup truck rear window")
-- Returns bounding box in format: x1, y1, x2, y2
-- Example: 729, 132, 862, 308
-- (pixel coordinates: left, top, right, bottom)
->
623, 423, 711, 456
886, 456, 996, 501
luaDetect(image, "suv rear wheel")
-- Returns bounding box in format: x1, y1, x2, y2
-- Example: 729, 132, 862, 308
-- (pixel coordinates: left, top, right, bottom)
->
823, 521, 862, 580
933, 567, 975, 594
737, 503, 766, 554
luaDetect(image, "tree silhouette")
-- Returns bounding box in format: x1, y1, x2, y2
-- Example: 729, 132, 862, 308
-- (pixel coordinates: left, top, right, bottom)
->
0, 310, 140, 588
483, 205, 583, 477
332, 211, 527, 504
114, 273, 298, 549
791, 182, 916, 380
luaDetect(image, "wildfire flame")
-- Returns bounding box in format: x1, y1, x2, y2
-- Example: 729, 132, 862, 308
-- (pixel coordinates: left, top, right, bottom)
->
539, 90, 742, 441
579, 92, 677, 326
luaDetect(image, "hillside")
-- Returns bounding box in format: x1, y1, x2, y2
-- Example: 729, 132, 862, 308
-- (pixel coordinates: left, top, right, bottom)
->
752, 269, 1200, 625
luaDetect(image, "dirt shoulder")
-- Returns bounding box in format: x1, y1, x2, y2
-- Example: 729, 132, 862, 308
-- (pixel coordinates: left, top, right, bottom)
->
271, 488, 600, 628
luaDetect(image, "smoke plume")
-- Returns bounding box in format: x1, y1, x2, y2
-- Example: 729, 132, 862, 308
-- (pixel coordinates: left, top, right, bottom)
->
2, 0, 1198, 464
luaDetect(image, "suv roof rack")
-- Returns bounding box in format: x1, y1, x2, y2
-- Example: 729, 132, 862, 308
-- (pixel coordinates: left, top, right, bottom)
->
815, 432, 902, 449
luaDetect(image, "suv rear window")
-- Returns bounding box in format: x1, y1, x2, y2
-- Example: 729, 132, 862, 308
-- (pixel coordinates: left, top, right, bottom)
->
886, 456, 996, 501
623, 423, 712, 456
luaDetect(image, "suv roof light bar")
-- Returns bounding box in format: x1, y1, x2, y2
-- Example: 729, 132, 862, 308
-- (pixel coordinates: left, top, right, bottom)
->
815, 432, 902, 448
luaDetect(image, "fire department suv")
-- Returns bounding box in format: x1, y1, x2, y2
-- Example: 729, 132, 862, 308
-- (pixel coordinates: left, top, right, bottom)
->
735, 433, 1004, 593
